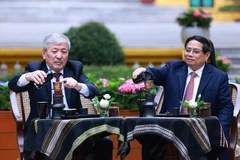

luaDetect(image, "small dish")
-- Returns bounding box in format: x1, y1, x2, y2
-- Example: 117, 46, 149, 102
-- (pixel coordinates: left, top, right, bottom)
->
62, 109, 77, 116
156, 114, 189, 117
61, 114, 100, 119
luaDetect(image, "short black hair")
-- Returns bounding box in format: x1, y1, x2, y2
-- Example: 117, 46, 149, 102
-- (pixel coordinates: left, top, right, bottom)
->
185, 35, 216, 67
185, 35, 211, 54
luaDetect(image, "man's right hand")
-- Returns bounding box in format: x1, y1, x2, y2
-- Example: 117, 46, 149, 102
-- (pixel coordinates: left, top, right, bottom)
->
25, 70, 47, 85
132, 67, 146, 79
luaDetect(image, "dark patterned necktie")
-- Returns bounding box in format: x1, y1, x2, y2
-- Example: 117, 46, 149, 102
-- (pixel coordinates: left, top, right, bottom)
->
54, 73, 61, 82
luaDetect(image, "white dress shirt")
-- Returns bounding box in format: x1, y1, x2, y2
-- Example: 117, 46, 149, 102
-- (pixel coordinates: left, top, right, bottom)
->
17, 68, 90, 109
183, 64, 205, 101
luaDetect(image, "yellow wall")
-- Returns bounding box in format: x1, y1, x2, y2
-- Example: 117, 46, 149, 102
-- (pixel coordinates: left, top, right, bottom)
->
155, 0, 234, 8
155, 0, 187, 6
155, 0, 240, 22
0, 48, 183, 75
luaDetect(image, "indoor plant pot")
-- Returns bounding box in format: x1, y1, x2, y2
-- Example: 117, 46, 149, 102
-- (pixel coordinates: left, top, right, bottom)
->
176, 8, 212, 44
181, 27, 210, 44
140, 0, 154, 4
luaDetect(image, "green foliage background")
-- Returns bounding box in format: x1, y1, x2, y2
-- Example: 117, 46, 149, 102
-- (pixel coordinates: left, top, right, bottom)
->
176, 8, 212, 28
64, 21, 125, 65
0, 86, 10, 110
219, 0, 240, 11
83, 65, 134, 80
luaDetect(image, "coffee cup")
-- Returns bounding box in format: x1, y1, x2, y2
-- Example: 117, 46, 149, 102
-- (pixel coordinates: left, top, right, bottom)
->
37, 101, 48, 119
109, 107, 119, 117
80, 108, 88, 115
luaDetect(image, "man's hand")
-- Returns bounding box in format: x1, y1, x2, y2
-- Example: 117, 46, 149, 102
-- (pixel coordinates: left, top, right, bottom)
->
25, 70, 47, 85
132, 67, 146, 79
62, 77, 82, 91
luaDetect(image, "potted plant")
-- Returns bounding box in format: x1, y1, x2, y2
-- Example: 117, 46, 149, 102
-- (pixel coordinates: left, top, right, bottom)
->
176, 8, 213, 44
89, 74, 157, 117
180, 94, 204, 117
216, 54, 232, 73
92, 93, 115, 117
140, 0, 155, 4
0, 84, 11, 111
0, 82, 19, 159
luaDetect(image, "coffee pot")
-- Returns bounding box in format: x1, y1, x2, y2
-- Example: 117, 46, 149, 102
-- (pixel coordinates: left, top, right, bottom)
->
142, 93, 157, 117
51, 82, 65, 119
133, 72, 156, 117
34, 69, 54, 89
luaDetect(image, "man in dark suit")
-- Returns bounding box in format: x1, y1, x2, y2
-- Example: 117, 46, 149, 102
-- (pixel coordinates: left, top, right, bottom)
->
133, 35, 233, 160
8, 33, 113, 160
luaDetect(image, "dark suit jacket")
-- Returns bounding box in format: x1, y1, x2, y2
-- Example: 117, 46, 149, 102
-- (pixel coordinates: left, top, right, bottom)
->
8, 60, 98, 134
146, 60, 233, 141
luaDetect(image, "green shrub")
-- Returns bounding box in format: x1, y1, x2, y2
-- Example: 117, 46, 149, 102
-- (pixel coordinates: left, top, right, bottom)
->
83, 65, 134, 80
83, 65, 158, 110
219, 0, 240, 11
64, 21, 125, 65
0, 85, 10, 110
219, 5, 240, 11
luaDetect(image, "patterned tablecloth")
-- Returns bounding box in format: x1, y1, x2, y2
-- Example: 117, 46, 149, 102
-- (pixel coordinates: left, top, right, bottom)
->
120, 116, 228, 160
24, 117, 124, 160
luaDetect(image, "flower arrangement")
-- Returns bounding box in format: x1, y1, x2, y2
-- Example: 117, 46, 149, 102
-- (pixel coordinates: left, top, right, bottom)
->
117, 79, 145, 110
89, 74, 157, 110
92, 94, 115, 116
216, 55, 232, 72
180, 94, 204, 117
176, 8, 213, 28
180, 94, 204, 109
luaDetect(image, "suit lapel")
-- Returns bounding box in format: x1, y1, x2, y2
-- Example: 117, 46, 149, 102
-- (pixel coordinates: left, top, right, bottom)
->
37, 62, 52, 99
42, 66, 52, 94
197, 64, 212, 98
64, 67, 73, 107
177, 64, 188, 99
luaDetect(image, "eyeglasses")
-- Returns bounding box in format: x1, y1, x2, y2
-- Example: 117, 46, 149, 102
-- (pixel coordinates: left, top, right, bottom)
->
184, 48, 203, 55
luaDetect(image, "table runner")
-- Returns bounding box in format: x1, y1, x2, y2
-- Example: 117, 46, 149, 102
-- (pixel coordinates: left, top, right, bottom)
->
24, 117, 124, 160
120, 116, 228, 160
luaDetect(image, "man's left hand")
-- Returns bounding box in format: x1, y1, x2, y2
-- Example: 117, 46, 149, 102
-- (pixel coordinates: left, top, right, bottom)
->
62, 77, 82, 91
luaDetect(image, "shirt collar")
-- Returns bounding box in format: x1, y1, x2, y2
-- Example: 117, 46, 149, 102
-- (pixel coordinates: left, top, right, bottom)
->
46, 64, 63, 74
187, 64, 205, 77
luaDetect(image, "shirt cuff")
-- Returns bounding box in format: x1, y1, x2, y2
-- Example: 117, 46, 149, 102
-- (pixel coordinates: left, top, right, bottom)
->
17, 73, 30, 86
79, 83, 89, 97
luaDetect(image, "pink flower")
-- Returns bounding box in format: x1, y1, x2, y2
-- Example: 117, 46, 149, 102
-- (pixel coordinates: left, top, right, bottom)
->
99, 78, 109, 88
217, 56, 232, 65
202, 10, 210, 18
118, 79, 144, 94
192, 11, 202, 18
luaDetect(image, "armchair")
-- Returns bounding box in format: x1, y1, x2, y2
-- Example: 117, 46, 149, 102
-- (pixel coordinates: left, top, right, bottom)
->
154, 86, 164, 115
10, 91, 95, 160
154, 82, 240, 160
229, 82, 240, 160
9, 91, 30, 160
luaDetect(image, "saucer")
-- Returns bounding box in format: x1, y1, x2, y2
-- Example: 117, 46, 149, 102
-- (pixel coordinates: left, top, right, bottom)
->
61, 114, 100, 119
61, 114, 80, 119
156, 114, 189, 117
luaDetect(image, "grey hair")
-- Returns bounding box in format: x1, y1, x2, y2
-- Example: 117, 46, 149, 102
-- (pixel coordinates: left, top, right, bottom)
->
43, 33, 71, 51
